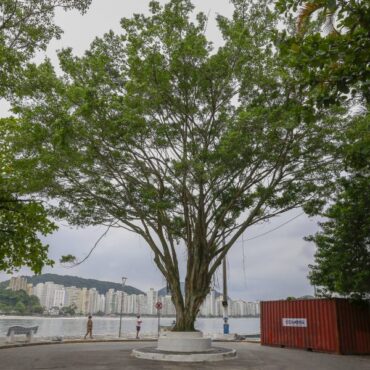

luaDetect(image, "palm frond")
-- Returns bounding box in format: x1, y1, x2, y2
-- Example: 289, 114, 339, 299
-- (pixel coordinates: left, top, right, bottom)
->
297, 2, 324, 34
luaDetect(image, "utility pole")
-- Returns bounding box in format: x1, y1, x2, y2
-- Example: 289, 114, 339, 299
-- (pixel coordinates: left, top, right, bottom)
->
118, 276, 127, 338
222, 233, 229, 334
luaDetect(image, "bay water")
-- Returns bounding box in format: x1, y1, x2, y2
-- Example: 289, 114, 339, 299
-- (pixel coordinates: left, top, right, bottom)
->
0, 316, 259, 338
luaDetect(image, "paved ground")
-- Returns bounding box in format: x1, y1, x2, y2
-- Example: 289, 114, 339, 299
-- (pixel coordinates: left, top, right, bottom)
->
0, 341, 369, 370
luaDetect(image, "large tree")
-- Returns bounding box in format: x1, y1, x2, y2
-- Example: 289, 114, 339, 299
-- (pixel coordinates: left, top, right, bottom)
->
307, 113, 370, 298
11, 0, 347, 330
277, 0, 370, 297
0, 0, 91, 272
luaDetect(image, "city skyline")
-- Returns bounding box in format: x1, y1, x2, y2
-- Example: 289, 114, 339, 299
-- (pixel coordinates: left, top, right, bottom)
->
7, 276, 260, 318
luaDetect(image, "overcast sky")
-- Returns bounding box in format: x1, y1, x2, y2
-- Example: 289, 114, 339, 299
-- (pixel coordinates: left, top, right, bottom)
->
1, 0, 321, 301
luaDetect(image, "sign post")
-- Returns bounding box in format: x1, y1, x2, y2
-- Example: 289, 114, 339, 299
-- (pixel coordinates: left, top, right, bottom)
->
155, 301, 163, 337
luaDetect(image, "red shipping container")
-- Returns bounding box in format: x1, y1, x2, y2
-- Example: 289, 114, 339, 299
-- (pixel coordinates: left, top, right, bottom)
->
261, 298, 370, 354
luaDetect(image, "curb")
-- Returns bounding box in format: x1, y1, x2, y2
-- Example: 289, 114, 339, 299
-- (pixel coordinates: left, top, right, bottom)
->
0, 338, 157, 350
0, 338, 260, 350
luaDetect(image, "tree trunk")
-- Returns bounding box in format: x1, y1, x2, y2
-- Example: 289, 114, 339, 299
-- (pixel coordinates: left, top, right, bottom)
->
170, 244, 211, 331
172, 290, 208, 331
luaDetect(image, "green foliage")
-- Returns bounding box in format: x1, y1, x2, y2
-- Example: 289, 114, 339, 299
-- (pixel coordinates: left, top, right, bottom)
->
0, 0, 92, 97
59, 254, 76, 264
276, 0, 370, 106
308, 117, 370, 298
277, 1, 370, 299
59, 304, 76, 316
286, 296, 296, 301
0, 0, 92, 272
308, 174, 370, 299
0, 287, 42, 314
0, 118, 57, 273
0, 196, 56, 273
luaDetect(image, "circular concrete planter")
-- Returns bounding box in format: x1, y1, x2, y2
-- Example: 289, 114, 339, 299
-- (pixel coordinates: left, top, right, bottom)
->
132, 346, 237, 362
132, 331, 237, 362
158, 331, 212, 352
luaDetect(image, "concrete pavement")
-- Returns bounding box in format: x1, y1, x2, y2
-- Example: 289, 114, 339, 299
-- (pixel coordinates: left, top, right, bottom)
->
0, 341, 369, 370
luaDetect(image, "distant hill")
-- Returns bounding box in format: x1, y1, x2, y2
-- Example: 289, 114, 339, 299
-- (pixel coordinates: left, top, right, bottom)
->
1, 274, 144, 296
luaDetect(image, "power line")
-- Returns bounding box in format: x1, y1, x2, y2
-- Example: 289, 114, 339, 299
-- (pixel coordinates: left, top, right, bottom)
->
238, 212, 305, 243
238, 212, 304, 285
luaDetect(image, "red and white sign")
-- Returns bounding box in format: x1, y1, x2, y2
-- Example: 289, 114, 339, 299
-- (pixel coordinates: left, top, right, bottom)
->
155, 301, 163, 310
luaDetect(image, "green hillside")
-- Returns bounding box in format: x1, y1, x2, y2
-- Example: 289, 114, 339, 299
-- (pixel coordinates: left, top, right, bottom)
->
0, 288, 43, 314
1, 274, 144, 295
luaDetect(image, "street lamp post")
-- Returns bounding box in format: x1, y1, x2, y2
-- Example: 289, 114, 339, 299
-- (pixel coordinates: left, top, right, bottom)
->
118, 276, 127, 338
222, 233, 229, 334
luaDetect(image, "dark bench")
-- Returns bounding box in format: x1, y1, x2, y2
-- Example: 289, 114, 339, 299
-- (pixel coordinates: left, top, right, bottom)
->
6, 326, 38, 342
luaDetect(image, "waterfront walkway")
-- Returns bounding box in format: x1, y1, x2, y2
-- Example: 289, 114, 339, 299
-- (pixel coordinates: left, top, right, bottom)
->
0, 340, 369, 370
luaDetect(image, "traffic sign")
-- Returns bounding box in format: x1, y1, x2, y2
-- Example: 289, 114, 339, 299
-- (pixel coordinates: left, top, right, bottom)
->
155, 301, 163, 310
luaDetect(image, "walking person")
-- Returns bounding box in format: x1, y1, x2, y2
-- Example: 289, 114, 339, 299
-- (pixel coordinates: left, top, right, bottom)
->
136, 315, 142, 339
84, 315, 93, 339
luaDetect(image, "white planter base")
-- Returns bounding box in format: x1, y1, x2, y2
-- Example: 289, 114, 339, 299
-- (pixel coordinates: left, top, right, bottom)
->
132, 331, 237, 362
157, 331, 211, 352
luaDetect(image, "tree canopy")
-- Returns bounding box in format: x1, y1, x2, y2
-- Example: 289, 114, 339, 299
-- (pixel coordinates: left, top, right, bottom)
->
277, 0, 370, 106
308, 174, 370, 299
0, 0, 92, 96
0, 0, 92, 273
10, 0, 349, 329
0, 118, 57, 273
277, 0, 370, 298
307, 114, 370, 298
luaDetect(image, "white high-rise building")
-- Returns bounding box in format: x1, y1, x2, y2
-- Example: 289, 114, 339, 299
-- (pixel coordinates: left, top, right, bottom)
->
53, 288, 66, 308
105, 289, 115, 314
200, 290, 217, 316
97, 294, 105, 313
87, 288, 101, 314
32, 282, 65, 309
44, 282, 55, 309
245, 301, 260, 316
33, 283, 45, 303
160, 295, 176, 316
147, 288, 158, 315
136, 294, 147, 315
116, 291, 124, 314
126, 294, 137, 314
65, 286, 82, 310
80, 288, 90, 314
